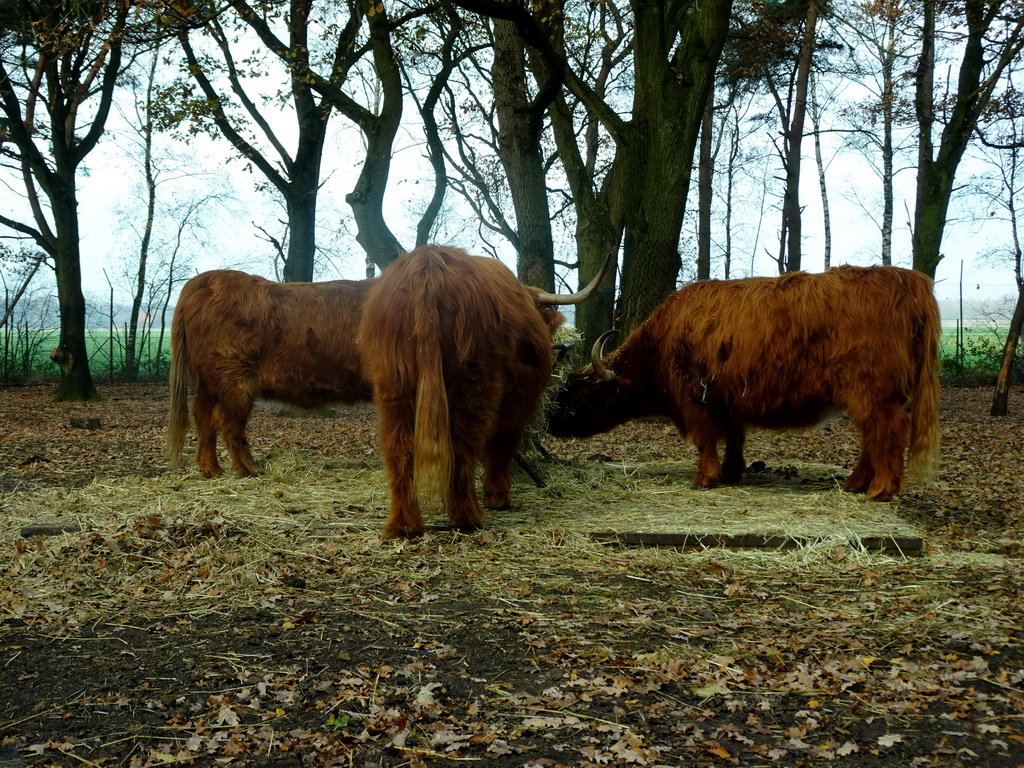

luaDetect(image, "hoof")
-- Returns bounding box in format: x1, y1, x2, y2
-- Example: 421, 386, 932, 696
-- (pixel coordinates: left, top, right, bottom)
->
383, 523, 425, 539
484, 489, 511, 510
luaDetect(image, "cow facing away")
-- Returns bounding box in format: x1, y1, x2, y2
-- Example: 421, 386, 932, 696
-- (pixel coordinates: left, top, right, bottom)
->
167, 270, 373, 477
359, 245, 604, 538
548, 266, 940, 502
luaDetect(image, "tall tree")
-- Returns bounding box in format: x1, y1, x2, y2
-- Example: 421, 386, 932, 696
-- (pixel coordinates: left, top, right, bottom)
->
456, 0, 733, 335
0, 0, 140, 400
697, 100, 715, 280
608, 0, 733, 332
122, 47, 160, 380
491, 17, 555, 289
833, 0, 919, 267
981, 66, 1024, 416
229, 0, 431, 271
778, 0, 818, 272
542, 0, 627, 348
913, 0, 1024, 278
157, 0, 335, 281
727, 0, 833, 273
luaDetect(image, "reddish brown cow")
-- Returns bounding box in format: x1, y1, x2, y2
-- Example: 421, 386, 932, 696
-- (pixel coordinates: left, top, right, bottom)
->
359, 245, 602, 538
548, 266, 941, 501
166, 270, 373, 477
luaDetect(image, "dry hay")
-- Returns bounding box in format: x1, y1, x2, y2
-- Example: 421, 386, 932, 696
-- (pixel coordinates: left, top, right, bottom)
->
0, 359, 976, 625
1, 450, 917, 543
2, 438, 1014, 633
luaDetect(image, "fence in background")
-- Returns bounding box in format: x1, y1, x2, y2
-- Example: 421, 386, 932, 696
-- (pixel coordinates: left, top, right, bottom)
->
2, 294, 1021, 387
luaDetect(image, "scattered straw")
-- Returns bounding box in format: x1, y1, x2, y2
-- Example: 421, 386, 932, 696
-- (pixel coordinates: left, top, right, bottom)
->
0, 433, 1011, 628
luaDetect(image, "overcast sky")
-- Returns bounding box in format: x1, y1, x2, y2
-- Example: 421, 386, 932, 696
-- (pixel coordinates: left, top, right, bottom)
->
6, 76, 1019, 319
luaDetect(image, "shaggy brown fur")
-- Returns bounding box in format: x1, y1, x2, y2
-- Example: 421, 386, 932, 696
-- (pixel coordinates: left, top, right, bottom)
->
166, 270, 374, 477
549, 266, 941, 502
359, 246, 566, 538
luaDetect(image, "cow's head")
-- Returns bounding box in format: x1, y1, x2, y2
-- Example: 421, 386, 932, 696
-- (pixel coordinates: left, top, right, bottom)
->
547, 331, 639, 437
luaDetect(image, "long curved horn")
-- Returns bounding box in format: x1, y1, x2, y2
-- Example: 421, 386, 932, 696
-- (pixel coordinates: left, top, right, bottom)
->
591, 329, 619, 382
534, 252, 613, 305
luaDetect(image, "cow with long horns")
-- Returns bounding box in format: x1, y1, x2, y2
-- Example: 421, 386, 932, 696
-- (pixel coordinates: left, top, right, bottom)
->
548, 266, 940, 501
166, 270, 374, 477
359, 245, 606, 537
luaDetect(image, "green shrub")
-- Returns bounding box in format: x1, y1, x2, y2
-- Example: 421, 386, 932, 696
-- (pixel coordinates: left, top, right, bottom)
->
940, 334, 1022, 387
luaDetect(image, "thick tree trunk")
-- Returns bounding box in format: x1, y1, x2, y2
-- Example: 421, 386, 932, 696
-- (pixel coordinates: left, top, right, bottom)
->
347, 126, 405, 270
345, 3, 406, 271
282, 95, 329, 282
492, 19, 555, 290
51, 186, 98, 401
547, 84, 621, 350
281, 127, 325, 284
613, 0, 732, 335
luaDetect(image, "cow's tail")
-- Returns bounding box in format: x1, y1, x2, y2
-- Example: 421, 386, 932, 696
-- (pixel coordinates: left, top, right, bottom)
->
165, 309, 191, 468
411, 259, 453, 507
907, 287, 941, 485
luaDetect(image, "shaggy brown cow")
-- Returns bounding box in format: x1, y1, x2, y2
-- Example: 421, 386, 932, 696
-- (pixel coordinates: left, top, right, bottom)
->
166, 270, 373, 477
548, 266, 941, 501
359, 245, 604, 538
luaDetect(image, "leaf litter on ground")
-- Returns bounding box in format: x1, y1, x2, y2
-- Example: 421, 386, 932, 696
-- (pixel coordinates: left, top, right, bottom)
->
0, 384, 1021, 767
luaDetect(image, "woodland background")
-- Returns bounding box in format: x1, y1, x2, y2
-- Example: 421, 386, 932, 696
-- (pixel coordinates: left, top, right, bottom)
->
2, 0, 1024, 402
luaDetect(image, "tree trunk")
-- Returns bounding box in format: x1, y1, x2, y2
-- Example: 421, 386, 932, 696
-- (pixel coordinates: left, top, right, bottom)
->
810, 74, 831, 270
911, 0, 1019, 278
613, 0, 732, 335
126, 51, 160, 381
51, 186, 98, 402
781, 0, 818, 274
880, 6, 897, 266
991, 285, 1024, 416
343, 0, 406, 271
281, 130, 324, 284
547, 87, 621, 351
492, 19, 555, 290
697, 99, 713, 281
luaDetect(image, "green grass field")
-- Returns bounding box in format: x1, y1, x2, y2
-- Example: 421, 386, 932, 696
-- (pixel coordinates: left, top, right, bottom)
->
0, 326, 1017, 385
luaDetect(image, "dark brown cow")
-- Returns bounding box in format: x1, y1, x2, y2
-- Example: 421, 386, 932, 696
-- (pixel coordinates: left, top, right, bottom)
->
548, 266, 940, 501
358, 245, 603, 538
166, 270, 373, 477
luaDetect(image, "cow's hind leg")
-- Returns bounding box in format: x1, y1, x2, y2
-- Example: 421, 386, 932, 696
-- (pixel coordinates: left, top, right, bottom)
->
378, 394, 424, 538
446, 407, 485, 529
848, 399, 910, 501
440, 389, 487, 528
192, 387, 223, 478
447, 449, 484, 529
213, 391, 261, 477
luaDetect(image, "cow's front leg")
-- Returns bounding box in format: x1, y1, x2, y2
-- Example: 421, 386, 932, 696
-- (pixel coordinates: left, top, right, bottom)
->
483, 427, 523, 510
691, 438, 722, 488
675, 415, 722, 488
721, 425, 746, 484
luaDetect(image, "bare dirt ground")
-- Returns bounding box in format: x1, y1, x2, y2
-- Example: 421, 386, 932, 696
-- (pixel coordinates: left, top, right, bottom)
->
0, 384, 1022, 768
